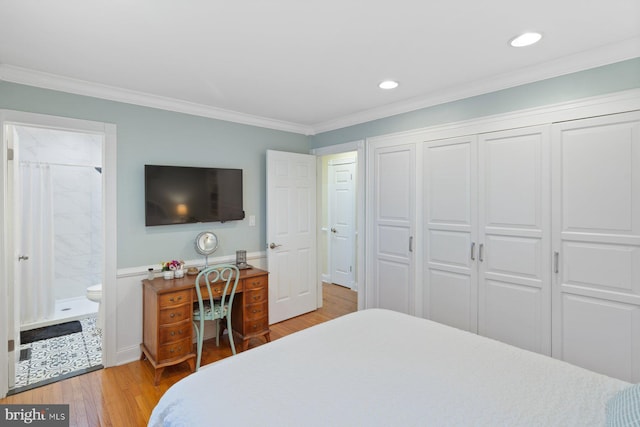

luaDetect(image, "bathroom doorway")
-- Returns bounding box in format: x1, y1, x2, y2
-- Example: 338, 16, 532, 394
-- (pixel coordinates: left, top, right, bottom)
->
313, 139, 365, 312
7, 124, 104, 393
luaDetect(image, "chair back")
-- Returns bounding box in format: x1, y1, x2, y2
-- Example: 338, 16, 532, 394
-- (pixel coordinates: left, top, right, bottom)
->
194, 264, 241, 320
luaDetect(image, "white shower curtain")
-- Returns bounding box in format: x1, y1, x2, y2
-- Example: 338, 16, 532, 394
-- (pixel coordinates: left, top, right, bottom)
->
18, 162, 55, 324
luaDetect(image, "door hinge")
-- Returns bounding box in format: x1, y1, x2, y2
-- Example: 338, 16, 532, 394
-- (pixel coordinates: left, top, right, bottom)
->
7, 148, 14, 160
8, 339, 14, 352
349, 266, 352, 272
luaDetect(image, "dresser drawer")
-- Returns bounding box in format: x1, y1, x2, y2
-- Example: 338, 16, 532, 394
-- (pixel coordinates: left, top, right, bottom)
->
158, 337, 191, 361
159, 290, 190, 308
245, 275, 267, 290
159, 304, 190, 324
245, 302, 268, 321
245, 287, 267, 304
159, 321, 191, 344
244, 317, 269, 335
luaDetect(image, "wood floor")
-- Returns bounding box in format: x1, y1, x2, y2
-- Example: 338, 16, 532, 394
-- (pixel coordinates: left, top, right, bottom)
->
0, 283, 357, 426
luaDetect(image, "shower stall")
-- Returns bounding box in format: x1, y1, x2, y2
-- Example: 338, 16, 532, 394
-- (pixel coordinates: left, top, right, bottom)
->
13, 125, 103, 330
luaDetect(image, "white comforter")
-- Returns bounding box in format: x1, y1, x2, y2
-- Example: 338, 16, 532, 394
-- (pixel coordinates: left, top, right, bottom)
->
149, 309, 628, 427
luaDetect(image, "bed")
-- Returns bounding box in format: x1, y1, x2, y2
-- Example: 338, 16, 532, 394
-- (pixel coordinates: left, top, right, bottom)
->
149, 309, 634, 427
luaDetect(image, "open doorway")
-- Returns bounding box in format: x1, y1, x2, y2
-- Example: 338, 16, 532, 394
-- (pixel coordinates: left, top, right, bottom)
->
314, 140, 364, 311
7, 124, 104, 393
321, 152, 357, 290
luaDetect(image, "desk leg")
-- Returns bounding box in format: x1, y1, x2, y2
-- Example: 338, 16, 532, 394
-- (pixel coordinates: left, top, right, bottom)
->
186, 358, 195, 373
153, 368, 164, 386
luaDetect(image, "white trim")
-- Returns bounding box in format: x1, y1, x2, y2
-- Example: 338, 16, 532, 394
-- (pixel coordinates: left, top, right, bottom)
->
312, 38, 640, 133
311, 140, 361, 156
0, 65, 314, 136
365, 88, 640, 146
0, 111, 117, 390
4, 39, 637, 137
0, 112, 9, 398
116, 251, 267, 278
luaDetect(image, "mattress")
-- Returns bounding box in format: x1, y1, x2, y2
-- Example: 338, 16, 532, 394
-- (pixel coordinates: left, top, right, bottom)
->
149, 308, 629, 426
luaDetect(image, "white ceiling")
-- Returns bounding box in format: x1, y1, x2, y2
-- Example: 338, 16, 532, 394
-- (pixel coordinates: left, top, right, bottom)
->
1, 0, 639, 135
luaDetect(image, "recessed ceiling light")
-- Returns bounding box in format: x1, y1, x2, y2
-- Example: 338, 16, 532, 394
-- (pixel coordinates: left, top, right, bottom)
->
510, 32, 542, 47
379, 80, 399, 90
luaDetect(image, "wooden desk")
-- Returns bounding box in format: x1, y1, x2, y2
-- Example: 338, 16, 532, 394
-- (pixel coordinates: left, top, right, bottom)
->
140, 267, 271, 385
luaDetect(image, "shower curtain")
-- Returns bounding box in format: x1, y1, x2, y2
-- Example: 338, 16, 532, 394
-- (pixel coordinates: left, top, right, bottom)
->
18, 162, 55, 324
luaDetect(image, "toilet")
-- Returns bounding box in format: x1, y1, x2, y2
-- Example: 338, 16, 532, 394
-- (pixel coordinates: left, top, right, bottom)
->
86, 284, 103, 332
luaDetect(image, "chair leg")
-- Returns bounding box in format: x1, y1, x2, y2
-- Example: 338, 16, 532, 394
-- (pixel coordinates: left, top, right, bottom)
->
194, 322, 202, 371
226, 315, 236, 355
215, 319, 220, 347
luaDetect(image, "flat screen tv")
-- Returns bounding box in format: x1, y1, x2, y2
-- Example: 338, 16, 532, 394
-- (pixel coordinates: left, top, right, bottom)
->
145, 164, 244, 226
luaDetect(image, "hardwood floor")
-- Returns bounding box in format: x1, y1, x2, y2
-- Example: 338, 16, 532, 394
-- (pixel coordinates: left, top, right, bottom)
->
1, 283, 357, 426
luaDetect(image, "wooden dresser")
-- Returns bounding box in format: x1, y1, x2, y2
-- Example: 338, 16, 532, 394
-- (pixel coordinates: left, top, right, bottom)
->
141, 267, 271, 385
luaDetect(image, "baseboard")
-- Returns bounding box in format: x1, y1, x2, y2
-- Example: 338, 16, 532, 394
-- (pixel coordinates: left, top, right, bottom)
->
321, 273, 331, 283
116, 344, 141, 366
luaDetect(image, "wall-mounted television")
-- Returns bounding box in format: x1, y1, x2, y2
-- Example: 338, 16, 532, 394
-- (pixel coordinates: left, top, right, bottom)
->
145, 164, 245, 226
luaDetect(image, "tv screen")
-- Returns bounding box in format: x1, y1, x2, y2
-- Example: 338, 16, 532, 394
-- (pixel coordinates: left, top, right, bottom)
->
145, 165, 244, 226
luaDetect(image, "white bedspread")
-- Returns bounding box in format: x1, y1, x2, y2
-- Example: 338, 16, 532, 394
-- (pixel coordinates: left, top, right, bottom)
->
149, 309, 629, 427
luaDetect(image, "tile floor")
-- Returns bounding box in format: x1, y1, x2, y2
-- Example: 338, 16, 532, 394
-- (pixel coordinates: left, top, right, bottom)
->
14, 315, 103, 391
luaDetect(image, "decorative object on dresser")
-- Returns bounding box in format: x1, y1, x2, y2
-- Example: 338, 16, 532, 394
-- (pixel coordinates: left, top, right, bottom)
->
161, 260, 184, 280
235, 249, 249, 269
194, 231, 218, 267
141, 267, 271, 385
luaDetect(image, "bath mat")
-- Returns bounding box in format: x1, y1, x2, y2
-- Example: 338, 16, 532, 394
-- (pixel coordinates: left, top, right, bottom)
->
20, 321, 82, 344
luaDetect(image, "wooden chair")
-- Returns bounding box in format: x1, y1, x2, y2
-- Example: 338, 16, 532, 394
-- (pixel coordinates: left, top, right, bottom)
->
193, 264, 240, 370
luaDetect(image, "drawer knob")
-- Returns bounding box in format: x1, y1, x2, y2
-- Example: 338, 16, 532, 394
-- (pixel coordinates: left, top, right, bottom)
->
169, 296, 183, 302
171, 331, 175, 336
252, 309, 261, 313
170, 313, 176, 318
253, 295, 260, 301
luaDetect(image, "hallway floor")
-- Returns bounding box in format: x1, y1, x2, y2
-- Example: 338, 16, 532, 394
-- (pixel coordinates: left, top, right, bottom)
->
14, 315, 102, 392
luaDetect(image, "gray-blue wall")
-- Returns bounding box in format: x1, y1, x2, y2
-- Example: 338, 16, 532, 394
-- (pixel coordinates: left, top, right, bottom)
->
310, 57, 640, 148
2, 57, 639, 268
0, 81, 310, 268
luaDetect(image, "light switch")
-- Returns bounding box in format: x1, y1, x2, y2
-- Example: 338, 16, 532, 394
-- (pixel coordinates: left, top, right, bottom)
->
249, 215, 256, 226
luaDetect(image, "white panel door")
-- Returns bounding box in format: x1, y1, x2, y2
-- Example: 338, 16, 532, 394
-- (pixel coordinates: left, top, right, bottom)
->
478, 126, 551, 354
368, 143, 415, 314
328, 159, 356, 289
552, 111, 640, 382
267, 150, 317, 324
423, 136, 478, 332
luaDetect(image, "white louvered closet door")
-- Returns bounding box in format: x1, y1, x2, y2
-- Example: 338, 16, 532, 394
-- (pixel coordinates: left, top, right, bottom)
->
552, 110, 640, 382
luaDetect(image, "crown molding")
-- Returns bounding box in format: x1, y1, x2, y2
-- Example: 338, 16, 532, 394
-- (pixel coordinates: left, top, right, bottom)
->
2, 37, 638, 137
0, 64, 314, 136
311, 37, 640, 134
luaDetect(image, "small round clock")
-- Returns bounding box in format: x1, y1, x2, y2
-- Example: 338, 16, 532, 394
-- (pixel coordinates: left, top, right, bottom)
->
195, 231, 218, 266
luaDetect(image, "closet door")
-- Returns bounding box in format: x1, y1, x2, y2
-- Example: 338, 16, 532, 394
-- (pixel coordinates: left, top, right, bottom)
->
423, 136, 478, 332
367, 142, 416, 314
552, 111, 640, 382
478, 126, 551, 355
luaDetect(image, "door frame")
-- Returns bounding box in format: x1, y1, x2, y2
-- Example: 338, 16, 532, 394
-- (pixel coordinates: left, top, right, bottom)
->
311, 140, 365, 311
0, 111, 117, 398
